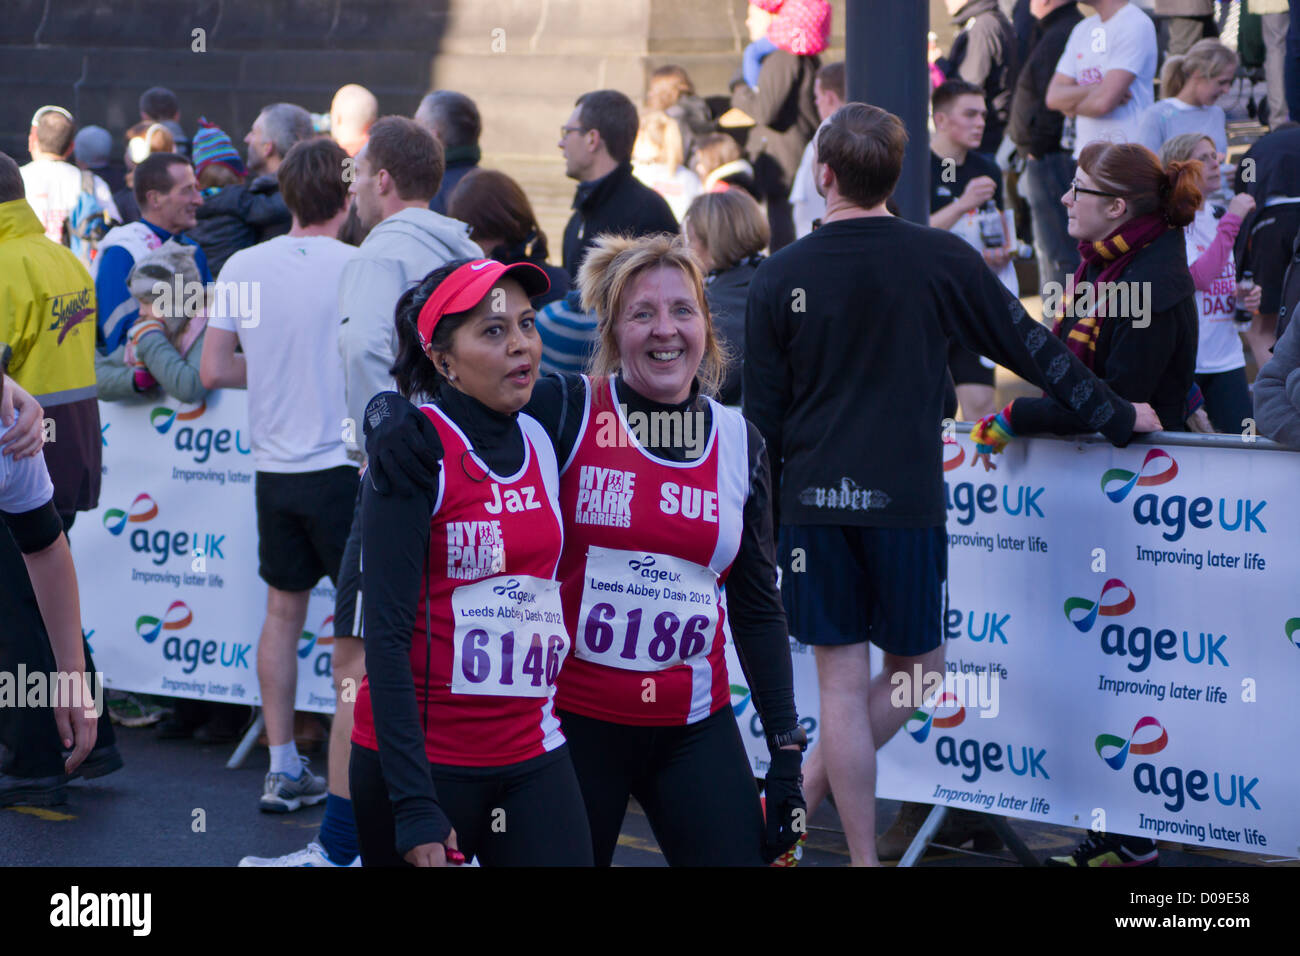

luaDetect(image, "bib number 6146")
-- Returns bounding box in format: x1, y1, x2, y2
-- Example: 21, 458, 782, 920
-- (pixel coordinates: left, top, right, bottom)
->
456, 629, 565, 697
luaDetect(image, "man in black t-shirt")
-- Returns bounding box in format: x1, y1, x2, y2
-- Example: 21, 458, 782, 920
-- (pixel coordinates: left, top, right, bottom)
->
743, 102, 1158, 867
930, 80, 1015, 422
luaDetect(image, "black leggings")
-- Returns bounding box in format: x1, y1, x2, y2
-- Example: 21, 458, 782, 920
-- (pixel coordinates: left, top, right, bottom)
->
559, 707, 766, 867
349, 743, 593, 867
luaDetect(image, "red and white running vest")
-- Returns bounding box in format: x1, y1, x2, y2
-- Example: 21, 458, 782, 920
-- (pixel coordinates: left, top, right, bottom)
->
555, 375, 749, 725
351, 404, 569, 767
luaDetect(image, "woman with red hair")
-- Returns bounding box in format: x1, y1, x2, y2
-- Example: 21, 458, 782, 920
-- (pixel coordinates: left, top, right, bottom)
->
972, 142, 1203, 478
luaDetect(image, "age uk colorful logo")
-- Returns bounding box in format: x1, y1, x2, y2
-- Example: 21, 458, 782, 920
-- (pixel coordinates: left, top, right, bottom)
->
905, 693, 966, 742
136, 600, 193, 643
103, 493, 159, 535
1286, 618, 1300, 649
1100, 449, 1178, 502
1094, 715, 1168, 770
1063, 578, 1135, 632
298, 615, 336, 658
150, 401, 205, 434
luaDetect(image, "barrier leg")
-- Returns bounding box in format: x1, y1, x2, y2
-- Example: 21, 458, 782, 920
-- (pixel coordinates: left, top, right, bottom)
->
226, 709, 264, 770
988, 816, 1040, 866
897, 804, 948, 867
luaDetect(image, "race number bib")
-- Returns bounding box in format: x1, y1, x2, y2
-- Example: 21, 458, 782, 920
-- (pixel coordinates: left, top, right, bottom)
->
450, 575, 569, 697
576, 547, 719, 672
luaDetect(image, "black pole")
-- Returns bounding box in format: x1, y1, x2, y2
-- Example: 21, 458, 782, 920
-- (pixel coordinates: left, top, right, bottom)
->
845, 0, 929, 225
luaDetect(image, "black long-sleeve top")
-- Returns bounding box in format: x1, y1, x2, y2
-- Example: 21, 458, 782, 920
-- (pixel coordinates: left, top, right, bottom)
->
560, 163, 679, 278
1009, 227, 1197, 435
743, 215, 1137, 530
362, 374, 796, 851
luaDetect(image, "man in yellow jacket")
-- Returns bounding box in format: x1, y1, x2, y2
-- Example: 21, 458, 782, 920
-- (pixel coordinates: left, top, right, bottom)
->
0, 152, 101, 517
0, 151, 120, 805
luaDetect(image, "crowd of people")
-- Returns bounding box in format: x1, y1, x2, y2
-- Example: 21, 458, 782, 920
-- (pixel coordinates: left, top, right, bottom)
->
1, 0, 1299, 869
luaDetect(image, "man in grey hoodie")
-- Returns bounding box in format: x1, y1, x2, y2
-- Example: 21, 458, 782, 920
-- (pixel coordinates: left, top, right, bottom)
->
338, 115, 480, 455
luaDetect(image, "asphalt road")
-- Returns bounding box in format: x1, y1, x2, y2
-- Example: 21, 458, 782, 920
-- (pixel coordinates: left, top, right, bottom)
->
0, 724, 1282, 868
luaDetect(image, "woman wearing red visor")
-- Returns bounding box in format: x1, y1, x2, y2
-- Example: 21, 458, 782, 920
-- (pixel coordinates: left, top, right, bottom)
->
364, 236, 804, 867
349, 258, 593, 867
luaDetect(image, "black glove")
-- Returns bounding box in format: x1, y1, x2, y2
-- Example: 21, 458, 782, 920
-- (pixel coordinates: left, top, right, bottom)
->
363, 391, 444, 497
762, 747, 806, 863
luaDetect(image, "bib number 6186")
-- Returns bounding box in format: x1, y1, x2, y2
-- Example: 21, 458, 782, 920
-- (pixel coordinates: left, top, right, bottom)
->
581, 604, 711, 669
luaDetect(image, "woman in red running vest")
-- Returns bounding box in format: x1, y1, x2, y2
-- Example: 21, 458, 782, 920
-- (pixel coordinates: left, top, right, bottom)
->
363, 235, 806, 865
349, 258, 592, 867
549, 234, 804, 865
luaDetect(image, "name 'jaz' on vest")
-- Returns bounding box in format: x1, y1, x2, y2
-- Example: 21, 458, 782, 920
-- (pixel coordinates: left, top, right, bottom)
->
574, 465, 636, 528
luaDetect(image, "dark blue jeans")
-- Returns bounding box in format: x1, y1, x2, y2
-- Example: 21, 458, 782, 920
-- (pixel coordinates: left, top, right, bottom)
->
1022, 152, 1081, 302
1197, 368, 1253, 435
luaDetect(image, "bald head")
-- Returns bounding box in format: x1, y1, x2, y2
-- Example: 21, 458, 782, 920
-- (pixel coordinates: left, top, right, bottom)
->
331, 84, 378, 154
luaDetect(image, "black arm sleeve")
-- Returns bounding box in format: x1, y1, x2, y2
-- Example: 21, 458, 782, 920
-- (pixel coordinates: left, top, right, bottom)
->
1009, 308, 1180, 435
943, 251, 1136, 444
725, 424, 797, 740
359, 463, 451, 855
1, 499, 64, 554
522, 372, 589, 466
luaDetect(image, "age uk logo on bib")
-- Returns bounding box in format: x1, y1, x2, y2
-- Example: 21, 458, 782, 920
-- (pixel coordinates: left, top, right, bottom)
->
451, 575, 569, 697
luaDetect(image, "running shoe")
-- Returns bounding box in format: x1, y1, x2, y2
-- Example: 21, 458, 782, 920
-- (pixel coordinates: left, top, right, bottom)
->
258, 759, 328, 813
771, 834, 806, 867
106, 691, 168, 727
1045, 832, 1159, 867
238, 841, 359, 867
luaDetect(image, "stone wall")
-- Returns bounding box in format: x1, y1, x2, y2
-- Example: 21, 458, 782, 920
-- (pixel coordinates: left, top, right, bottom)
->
2, 0, 847, 163
2, 0, 855, 254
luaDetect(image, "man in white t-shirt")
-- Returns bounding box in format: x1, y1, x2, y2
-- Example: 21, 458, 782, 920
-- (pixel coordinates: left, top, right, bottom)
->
200, 138, 357, 833
19, 106, 120, 244
1046, 0, 1157, 158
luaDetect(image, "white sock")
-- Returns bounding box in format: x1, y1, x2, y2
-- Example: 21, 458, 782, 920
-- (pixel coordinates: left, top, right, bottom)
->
269, 742, 301, 777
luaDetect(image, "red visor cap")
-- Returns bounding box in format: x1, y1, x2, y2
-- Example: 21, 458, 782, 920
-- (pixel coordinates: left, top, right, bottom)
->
416, 259, 551, 348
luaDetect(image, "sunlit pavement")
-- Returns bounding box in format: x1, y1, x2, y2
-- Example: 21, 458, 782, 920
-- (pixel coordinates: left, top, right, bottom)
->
1, 725, 1285, 867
